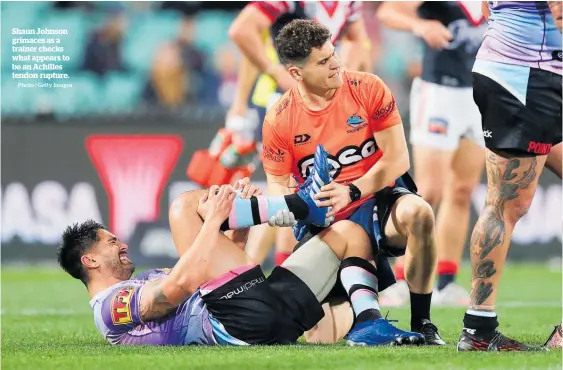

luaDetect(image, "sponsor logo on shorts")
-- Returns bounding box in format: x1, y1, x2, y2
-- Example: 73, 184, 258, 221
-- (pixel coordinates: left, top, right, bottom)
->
220, 277, 265, 299
86, 135, 183, 241
552, 50, 562, 62
262, 145, 285, 162
111, 287, 134, 325
483, 130, 492, 138
527, 141, 552, 155
297, 138, 378, 179
428, 117, 448, 135
294, 133, 311, 146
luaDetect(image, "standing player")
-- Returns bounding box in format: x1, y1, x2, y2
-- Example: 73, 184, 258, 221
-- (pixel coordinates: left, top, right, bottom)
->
222, 1, 371, 266
262, 19, 445, 345
376, 1, 487, 307
58, 172, 424, 346
456, 1, 562, 351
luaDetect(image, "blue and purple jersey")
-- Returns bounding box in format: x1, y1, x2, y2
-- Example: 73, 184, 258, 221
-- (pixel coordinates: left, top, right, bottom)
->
89, 268, 247, 346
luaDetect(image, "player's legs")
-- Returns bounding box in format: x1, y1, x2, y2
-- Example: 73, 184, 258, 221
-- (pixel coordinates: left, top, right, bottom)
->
434, 138, 484, 302
383, 193, 444, 344
466, 151, 545, 311
546, 142, 562, 179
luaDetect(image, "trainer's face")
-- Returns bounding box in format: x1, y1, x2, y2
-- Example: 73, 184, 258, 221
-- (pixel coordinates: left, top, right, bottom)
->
299, 40, 343, 90
85, 229, 135, 280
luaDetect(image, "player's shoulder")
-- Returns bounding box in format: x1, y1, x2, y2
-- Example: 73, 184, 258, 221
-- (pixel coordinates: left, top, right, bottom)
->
343, 70, 386, 89
264, 89, 295, 129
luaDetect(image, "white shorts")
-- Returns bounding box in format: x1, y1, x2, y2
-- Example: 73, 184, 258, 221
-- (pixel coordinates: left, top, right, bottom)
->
409, 77, 485, 150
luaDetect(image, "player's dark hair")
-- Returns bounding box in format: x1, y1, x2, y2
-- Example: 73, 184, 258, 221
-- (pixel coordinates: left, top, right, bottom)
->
57, 219, 106, 285
275, 19, 332, 66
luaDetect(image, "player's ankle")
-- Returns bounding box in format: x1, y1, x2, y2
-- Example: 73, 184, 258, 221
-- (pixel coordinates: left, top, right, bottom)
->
463, 310, 499, 339
437, 260, 458, 290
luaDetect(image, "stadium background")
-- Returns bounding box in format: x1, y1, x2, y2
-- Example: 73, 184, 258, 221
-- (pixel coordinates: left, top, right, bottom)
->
2, 1, 561, 267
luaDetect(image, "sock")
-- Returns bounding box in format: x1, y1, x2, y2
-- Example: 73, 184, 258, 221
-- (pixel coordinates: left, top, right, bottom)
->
219, 194, 308, 231
463, 310, 499, 340
394, 264, 405, 281
410, 292, 432, 330
437, 260, 458, 290
275, 252, 291, 266
339, 257, 382, 323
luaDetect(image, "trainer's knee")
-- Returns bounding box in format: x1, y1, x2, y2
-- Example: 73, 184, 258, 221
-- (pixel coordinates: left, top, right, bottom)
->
398, 197, 435, 237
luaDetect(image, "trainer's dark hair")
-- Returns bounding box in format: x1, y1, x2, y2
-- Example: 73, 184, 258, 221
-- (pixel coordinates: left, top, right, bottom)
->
57, 219, 106, 285
275, 19, 332, 66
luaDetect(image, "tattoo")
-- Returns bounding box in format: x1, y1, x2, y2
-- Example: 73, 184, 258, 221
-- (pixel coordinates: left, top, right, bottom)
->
474, 260, 497, 279
470, 153, 537, 306
139, 280, 177, 321
472, 281, 494, 306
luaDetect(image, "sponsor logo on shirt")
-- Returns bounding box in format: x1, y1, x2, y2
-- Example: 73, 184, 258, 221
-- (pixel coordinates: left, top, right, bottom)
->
262, 145, 286, 163
371, 100, 395, 121
111, 287, 135, 325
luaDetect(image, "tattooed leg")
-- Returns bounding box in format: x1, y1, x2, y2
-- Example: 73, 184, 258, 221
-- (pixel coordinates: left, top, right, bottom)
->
468, 150, 546, 311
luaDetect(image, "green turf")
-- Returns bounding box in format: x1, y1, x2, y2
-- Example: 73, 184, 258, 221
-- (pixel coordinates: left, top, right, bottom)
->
2, 263, 562, 369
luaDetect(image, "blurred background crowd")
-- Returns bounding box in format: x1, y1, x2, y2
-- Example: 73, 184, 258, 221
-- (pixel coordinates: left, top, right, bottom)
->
1, 1, 420, 119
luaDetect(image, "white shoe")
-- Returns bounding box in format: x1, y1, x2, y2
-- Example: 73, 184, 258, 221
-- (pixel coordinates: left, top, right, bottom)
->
379, 280, 410, 307
432, 283, 471, 307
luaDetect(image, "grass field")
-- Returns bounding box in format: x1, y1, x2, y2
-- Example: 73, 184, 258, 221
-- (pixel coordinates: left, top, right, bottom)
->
2, 263, 562, 370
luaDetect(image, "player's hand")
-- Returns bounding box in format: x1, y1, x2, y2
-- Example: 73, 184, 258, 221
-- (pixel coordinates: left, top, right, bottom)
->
267, 64, 298, 91
413, 20, 453, 49
233, 177, 263, 199
199, 185, 237, 226
313, 181, 351, 218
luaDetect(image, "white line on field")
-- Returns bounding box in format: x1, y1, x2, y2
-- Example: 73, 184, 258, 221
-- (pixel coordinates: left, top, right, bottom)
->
1, 301, 561, 316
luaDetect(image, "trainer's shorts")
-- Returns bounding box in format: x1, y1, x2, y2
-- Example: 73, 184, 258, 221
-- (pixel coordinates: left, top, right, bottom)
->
294, 172, 420, 293
409, 77, 484, 150
200, 264, 324, 345
472, 60, 562, 155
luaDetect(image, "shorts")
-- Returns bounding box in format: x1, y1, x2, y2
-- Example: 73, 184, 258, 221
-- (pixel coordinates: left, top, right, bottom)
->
472, 60, 562, 155
409, 77, 485, 150
294, 172, 420, 293
200, 265, 324, 345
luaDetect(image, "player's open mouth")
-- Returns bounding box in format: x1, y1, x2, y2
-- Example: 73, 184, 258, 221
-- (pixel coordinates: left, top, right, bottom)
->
330, 70, 340, 78
119, 250, 130, 263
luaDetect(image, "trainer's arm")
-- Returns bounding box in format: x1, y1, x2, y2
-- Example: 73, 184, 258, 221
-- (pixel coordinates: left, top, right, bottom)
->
228, 5, 275, 75
351, 125, 410, 197
376, 1, 424, 32
138, 218, 223, 321
229, 55, 260, 116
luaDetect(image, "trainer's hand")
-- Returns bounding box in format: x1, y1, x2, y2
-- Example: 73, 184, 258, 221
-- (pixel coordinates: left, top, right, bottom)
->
549, 1, 562, 32
413, 20, 453, 49
200, 185, 236, 226
268, 209, 297, 227
233, 177, 263, 199
313, 181, 351, 218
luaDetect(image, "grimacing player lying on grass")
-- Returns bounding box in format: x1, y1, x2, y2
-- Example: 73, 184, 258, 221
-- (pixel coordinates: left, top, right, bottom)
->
57, 177, 425, 346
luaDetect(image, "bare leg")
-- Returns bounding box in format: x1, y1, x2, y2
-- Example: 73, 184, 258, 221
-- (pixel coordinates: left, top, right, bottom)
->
546, 142, 562, 179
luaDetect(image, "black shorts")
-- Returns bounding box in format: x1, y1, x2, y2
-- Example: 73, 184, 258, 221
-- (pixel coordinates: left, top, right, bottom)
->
200, 265, 324, 345
473, 68, 562, 156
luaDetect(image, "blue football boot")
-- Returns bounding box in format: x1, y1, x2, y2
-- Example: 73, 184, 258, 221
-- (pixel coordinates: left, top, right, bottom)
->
346, 317, 425, 346
294, 144, 334, 228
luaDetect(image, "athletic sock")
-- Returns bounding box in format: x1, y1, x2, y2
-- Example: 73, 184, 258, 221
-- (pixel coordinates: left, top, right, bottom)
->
339, 257, 382, 323
219, 194, 308, 231
437, 260, 458, 290
463, 309, 499, 340
410, 292, 432, 330
274, 252, 291, 266
394, 264, 405, 281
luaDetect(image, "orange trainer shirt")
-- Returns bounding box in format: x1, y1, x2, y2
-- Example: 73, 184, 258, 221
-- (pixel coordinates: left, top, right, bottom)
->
262, 70, 403, 221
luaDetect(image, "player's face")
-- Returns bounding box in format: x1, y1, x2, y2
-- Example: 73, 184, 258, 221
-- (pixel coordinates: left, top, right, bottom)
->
94, 229, 135, 280
302, 40, 343, 90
